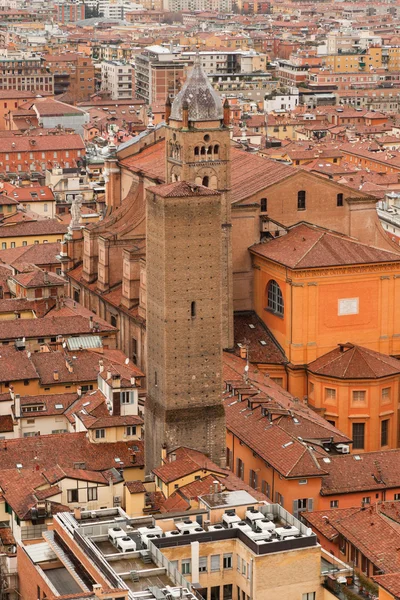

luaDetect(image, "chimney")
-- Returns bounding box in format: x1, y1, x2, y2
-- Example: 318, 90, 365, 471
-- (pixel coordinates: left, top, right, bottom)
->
53, 370, 59, 381
223, 98, 230, 127
14, 394, 20, 419
66, 359, 73, 373
130, 376, 136, 386
93, 585, 103, 598
99, 359, 104, 373
89, 315, 94, 330
77, 386, 82, 397
73, 506, 82, 520
165, 95, 171, 124
213, 480, 219, 494
9, 385, 14, 400
182, 99, 189, 129
43, 271, 49, 284
161, 443, 167, 464
107, 370, 112, 380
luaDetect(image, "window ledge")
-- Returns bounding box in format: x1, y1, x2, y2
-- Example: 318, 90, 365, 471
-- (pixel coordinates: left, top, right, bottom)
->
265, 307, 284, 319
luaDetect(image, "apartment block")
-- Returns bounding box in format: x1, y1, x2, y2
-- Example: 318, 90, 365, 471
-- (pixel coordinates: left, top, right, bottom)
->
0, 53, 54, 94
135, 46, 188, 105
17, 494, 334, 600
101, 61, 133, 100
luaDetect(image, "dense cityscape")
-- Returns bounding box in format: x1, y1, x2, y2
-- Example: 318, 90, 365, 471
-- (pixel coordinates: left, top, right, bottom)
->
0, 0, 400, 599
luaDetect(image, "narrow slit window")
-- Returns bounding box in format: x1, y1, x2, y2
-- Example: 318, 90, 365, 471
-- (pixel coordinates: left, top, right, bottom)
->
191, 301, 196, 318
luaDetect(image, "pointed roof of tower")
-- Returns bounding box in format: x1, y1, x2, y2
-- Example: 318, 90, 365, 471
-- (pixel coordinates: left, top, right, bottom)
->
170, 54, 223, 123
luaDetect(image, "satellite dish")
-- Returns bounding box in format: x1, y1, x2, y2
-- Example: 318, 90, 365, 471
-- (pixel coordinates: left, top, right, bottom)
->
306, 528, 312, 536
125, 358, 129, 365
62, 342, 66, 348
244, 365, 249, 372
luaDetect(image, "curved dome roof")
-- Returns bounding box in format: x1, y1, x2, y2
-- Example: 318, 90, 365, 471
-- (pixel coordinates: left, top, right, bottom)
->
170, 56, 223, 122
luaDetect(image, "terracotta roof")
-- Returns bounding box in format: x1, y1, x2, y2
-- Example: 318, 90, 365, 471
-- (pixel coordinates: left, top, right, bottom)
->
125, 480, 146, 493
307, 344, 400, 379
0, 315, 115, 342
19, 393, 78, 417
0, 415, 13, 433
12, 269, 65, 288
2, 184, 55, 202
0, 298, 33, 313
153, 447, 227, 483
85, 415, 143, 429
30, 350, 110, 385
0, 134, 85, 153
119, 138, 295, 204
148, 181, 220, 198
234, 311, 286, 364
32, 100, 87, 118
250, 222, 400, 268
304, 503, 400, 574
0, 346, 39, 383
374, 573, 400, 598
0, 527, 15, 546
0, 241, 61, 267
0, 431, 143, 473
0, 219, 67, 238
319, 450, 400, 495
223, 352, 349, 478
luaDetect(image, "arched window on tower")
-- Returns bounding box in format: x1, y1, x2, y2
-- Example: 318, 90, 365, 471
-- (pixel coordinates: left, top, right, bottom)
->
194, 146, 199, 158
266, 280, 284, 316
202, 176, 209, 187
214, 144, 219, 156
207, 146, 213, 156
200, 146, 206, 156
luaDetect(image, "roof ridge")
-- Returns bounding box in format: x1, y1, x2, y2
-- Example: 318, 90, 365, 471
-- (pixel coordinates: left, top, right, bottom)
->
292, 226, 324, 267
342, 345, 357, 378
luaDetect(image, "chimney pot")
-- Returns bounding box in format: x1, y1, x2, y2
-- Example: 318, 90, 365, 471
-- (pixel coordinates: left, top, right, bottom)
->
53, 370, 59, 381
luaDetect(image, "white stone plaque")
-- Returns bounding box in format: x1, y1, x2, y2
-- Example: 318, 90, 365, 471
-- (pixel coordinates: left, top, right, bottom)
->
338, 297, 359, 316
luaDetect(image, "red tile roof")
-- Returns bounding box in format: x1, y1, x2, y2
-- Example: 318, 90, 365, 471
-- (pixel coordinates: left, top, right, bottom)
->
0, 134, 85, 153
308, 344, 400, 379
148, 181, 220, 198
223, 352, 350, 478
374, 573, 400, 598
153, 447, 228, 483
0, 346, 39, 383
234, 311, 286, 364
0, 314, 115, 342
0, 415, 13, 433
304, 503, 400, 574
0, 431, 143, 473
125, 480, 146, 493
0, 241, 61, 267
319, 450, 400, 495
0, 219, 67, 238
250, 222, 400, 268
119, 139, 295, 204
12, 269, 65, 288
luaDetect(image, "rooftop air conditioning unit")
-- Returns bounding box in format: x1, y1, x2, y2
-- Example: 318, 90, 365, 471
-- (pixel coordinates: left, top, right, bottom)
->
336, 444, 350, 454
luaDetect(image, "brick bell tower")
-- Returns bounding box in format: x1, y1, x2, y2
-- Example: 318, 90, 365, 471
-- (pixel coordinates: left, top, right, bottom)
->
145, 57, 232, 472
165, 55, 234, 351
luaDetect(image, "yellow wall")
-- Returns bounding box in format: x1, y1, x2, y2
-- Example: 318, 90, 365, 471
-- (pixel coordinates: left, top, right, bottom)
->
0, 233, 63, 249
124, 490, 145, 517
323, 47, 382, 72
161, 538, 327, 600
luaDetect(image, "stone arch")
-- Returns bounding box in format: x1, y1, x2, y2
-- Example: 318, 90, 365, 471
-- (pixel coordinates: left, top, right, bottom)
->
195, 166, 218, 189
